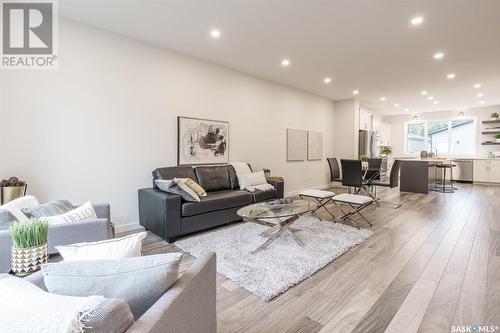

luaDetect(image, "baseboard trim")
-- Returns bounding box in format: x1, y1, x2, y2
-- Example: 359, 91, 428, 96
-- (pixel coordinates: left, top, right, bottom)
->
115, 222, 144, 234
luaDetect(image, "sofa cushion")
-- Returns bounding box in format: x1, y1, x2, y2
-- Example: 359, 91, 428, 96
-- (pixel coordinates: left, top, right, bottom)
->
21, 200, 74, 218
194, 166, 231, 192
182, 190, 253, 217
152, 166, 196, 187
251, 189, 277, 203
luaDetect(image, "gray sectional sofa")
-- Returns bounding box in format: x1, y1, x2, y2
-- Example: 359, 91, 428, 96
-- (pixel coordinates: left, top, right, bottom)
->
0, 203, 114, 273
138, 164, 284, 243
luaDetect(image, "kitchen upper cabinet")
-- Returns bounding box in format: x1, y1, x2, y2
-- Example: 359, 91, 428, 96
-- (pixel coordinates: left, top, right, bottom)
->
473, 160, 500, 183
379, 122, 392, 146
372, 116, 381, 132
359, 109, 372, 131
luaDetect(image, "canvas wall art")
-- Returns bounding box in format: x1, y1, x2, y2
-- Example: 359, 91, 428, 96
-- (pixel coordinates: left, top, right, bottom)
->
178, 117, 229, 165
287, 129, 307, 161
307, 130, 323, 160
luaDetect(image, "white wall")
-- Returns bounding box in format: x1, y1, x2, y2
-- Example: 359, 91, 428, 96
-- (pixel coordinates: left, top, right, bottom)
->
334, 98, 359, 159
0, 72, 3, 179
1, 20, 336, 230
384, 105, 500, 157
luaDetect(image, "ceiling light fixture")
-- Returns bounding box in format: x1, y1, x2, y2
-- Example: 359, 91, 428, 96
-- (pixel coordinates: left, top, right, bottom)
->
433, 52, 444, 60
410, 16, 424, 26
433, 101, 439, 105
380, 97, 386, 101
405, 108, 410, 112
479, 101, 485, 104
421, 90, 428, 95
323, 77, 332, 84
428, 96, 434, 100
477, 93, 484, 97
352, 90, 359, 95
394, 103, 400, 107
473, 83, 481, 88
447, 73, 456, 79
210, 29, 221, 39
281, 59, 290, 67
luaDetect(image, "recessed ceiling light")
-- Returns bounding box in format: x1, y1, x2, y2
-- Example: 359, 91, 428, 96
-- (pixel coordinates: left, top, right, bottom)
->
447, 73, 456, 79
477, 93, 484, 97
323, 77, 331, 84
281, 59, 290, 67
433, 52, 445, 60
380, 97, 386, 101
210, 29, 221, 39
474, 83, 481, 88
394, 103, 400, 107
352, 90, 359, 95
428, 96, 434, 100
479, 101, 485, 104
421, 91, 428, 95
433, 101, 439, 105
410, 16, 424, 26
405, 108, 410, 112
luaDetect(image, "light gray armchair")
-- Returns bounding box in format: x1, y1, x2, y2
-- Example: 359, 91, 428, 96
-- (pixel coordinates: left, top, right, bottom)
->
0, 203, 114, 273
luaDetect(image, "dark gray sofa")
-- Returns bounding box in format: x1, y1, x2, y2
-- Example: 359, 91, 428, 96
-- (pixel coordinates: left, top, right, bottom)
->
138, 165, 284, 243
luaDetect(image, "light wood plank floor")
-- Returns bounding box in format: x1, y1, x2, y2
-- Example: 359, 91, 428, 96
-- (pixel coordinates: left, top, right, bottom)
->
139, 184, 500, 333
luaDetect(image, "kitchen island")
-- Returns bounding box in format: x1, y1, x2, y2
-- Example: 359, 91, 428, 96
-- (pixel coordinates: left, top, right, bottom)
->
398, 158, 447, 194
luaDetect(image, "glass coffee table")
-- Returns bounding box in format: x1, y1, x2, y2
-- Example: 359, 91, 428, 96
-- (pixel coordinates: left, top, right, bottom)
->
237, 200, 312, 254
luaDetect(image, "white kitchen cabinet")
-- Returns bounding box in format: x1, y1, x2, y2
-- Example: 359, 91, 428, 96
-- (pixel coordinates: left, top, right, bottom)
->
473, 160, 500, 183
359, 109, 373, 131
372, 116, 381, 132
379, 122, 392, 146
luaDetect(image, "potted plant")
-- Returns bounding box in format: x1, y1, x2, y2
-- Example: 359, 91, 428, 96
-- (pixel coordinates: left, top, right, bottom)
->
381, 146, 392, 156
359, 155, 369, 169
496, 134, 500, 143
9, 219, 49, 276
491, 112, 499, 120
0, 177, 27, 205
263, 168, 271, 178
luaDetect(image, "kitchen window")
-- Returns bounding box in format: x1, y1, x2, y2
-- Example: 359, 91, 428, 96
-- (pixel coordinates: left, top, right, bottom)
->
405, 118, 476, 156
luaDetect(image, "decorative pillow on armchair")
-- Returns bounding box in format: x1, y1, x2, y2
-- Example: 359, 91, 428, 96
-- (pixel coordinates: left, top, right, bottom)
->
21, 200, 74, 218
42, 201, 98, 225
55, 231, 147, 261
42, 253, 182, 319
0, 195, 39, 222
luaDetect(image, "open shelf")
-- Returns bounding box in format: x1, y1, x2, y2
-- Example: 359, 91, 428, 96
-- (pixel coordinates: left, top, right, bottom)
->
482, 142, 500, 145
482, 120, 500, 124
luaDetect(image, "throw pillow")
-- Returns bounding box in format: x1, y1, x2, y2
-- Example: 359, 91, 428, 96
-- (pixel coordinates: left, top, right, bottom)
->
21, 200, 74, 219
238, 170, 268, 190
42, 253, 183, 319
55, 231, 147, 261
43, 201, 97, 225
155, 179, 200, 202
0, 274, 114, 333
175, 177, 207, 197
0, 195, 39, 221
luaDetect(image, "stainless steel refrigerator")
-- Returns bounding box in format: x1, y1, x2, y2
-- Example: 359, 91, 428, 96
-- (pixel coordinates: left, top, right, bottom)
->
359, 130, 379, 158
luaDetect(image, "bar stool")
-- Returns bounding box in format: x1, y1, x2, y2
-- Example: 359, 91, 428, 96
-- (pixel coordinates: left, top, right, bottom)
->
433, 163, 456, 193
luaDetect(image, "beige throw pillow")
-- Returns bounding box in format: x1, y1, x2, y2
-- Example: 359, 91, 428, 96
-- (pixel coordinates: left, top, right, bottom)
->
174, 178, 207, 197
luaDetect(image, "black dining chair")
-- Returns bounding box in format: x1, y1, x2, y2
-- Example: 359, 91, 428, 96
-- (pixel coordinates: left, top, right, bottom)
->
340, 159, 369, 194
370, 159, 402, 208
327, 158, 342, 185
366, 158, 382, 181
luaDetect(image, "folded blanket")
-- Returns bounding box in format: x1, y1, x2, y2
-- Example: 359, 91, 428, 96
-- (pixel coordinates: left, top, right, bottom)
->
0, 274, 106, 333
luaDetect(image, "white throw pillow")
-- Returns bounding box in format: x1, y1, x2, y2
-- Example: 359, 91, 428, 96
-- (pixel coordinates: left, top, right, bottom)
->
238, 170, 268, 190
56, 231, 147, 261
155, 179, 200, 202
0, 195, 39, 221
44, 201, 97, 225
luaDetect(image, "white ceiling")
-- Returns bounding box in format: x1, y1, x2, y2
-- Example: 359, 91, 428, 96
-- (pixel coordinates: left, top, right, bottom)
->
60, 0, 500, 115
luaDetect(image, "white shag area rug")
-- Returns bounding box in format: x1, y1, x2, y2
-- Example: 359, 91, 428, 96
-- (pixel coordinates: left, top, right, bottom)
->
176, 214, 373, 301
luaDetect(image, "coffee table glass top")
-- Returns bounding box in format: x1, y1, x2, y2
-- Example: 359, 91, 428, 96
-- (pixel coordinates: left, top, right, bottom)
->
237, 200, 311, 219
